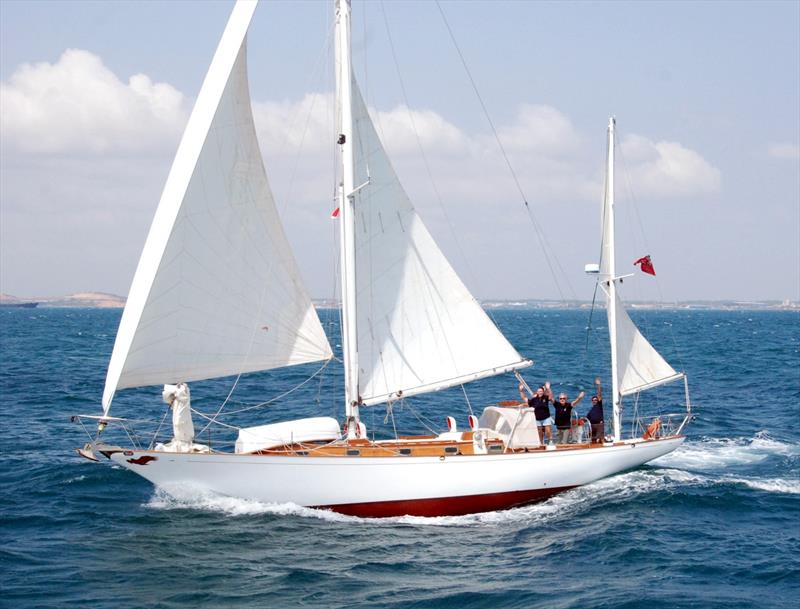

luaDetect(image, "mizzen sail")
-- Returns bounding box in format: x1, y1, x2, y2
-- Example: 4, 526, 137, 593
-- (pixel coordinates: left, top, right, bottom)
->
102, 0, 331, 412
348, 81, 531, 407
611, 292, 683, 396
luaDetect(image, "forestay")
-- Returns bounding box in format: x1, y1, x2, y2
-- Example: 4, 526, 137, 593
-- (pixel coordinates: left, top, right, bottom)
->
349, 81, 531, 407
102, 0, 331, 413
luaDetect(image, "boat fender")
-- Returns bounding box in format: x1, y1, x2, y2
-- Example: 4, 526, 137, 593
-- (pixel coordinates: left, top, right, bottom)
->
643, 418, 661, 440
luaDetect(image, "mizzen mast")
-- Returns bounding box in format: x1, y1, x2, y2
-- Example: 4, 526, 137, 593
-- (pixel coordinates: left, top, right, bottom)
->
602, 117, 622, 443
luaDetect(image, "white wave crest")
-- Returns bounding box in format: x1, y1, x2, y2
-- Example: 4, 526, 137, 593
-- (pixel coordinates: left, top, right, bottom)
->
386, 469, 708, 528
652, 432, 798, 471
724, 476, 800, 495
145, 486, 355, 523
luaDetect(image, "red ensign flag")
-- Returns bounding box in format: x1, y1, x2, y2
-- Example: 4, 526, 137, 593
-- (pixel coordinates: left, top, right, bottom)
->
634, 255, 656, 276
330, 207, 340, 218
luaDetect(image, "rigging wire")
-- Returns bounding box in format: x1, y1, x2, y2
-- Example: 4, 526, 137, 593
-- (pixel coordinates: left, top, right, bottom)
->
583, 137, 613, 368
615, 127, 686, 373
378, 1, 487, 308
194, 358, 333, 427
198, 20, 337, 433
434, 0, 577, 303
405, 399, 442, 436
274, 21, 336, 209
461, 384, 475, 416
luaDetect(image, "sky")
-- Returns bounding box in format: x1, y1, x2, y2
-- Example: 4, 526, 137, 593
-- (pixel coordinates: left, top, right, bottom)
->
1, 0, 798, 303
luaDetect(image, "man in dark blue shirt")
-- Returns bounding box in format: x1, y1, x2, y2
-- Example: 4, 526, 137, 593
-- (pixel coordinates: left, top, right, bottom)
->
580, 378, 605, 444
519, 381, 554, 444
554, 390, 585, 444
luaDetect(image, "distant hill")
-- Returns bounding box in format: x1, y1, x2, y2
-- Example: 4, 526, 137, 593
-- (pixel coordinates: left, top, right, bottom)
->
1, 292, 125, 308
44, 292, 126, 308
0, 293, 40, 307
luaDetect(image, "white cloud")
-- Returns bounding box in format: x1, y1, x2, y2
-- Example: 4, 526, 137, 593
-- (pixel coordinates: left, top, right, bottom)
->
768, 143, 800, 160
1, 49, 724, 299
0, 49, 187, 154
496, 104, 583, 156
372, 104, 470, 155
0, 49, 720, 204
620, 134, 721, 198
252, 94, 333, 155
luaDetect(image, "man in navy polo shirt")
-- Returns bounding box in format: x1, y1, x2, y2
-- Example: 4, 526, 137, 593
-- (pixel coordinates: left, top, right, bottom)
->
580, 378, 605, 444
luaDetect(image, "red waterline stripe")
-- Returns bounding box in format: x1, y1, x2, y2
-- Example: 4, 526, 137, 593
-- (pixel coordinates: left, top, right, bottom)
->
316, 486, 576, 518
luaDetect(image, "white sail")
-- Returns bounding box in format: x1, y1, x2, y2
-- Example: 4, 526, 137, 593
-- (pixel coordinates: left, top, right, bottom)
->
102, 0, 332, 412
612, 292, 683, 396
348, 81, 531, 407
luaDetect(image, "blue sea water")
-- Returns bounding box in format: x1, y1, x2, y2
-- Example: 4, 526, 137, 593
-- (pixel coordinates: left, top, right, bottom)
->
0, 307, 798, 608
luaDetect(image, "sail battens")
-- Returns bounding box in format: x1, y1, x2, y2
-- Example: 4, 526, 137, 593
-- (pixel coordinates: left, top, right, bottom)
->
361, 359, 534, 407
102, 0, 331, 411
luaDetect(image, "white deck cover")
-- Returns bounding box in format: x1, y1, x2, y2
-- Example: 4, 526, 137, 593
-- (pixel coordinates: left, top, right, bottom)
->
349, 81, 531, 407
478, 406, 541, 448
102, 1, 332, 412
235, 417, 341, 454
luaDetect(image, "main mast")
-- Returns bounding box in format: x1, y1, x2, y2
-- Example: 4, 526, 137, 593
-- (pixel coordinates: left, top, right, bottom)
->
335, 0, 361, 438
604, 117, 622, 442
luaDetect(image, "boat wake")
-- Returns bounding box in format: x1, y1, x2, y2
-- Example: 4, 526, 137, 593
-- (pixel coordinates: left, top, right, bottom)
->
145, 486, 355, 523
722, 476, 800, 494
652, 431, 798, 470
389, 468, 705, 527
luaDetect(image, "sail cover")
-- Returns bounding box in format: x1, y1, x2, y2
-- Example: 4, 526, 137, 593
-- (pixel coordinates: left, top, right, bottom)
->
611, 291, 683, 396
102, 0, 332, 412
349, 82, 531, 406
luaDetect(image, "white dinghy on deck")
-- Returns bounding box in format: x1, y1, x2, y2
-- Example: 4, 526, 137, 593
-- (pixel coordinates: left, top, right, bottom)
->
75, 0, 692, 518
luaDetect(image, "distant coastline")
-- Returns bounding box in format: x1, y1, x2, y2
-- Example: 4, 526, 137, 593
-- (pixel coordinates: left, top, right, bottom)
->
312, 299, 800, 312
1, 293, 797, 311
0, 292, 126, 309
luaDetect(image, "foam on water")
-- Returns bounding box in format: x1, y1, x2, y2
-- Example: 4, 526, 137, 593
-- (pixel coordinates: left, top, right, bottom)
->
652, 431, 798, 471
146, 486, 356, 523
140, 465, 709, 528
724, 476, 800, 495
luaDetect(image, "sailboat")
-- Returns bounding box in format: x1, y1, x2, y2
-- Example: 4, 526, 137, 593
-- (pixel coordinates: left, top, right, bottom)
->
75, 0, 692, 517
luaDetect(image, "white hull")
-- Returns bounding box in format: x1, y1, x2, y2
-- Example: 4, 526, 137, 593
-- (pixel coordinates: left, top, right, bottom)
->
108, 436, 684, 517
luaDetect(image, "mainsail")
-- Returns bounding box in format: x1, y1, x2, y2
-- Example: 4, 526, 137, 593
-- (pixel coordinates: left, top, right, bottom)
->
348, 81, 531, 406
102, 0, 332, 412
